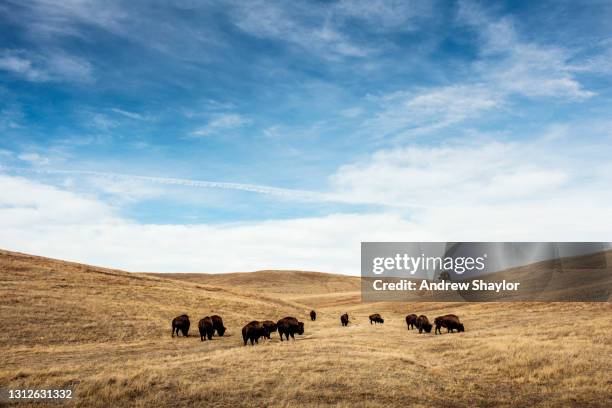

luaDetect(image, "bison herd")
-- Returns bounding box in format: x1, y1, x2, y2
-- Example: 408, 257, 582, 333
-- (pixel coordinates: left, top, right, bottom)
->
171, 310, 465, 345
406, 313, 465, 334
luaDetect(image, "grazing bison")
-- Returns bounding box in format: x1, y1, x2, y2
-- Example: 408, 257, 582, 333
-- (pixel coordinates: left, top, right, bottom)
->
262, 320, 278, 339
434, 314, 464, 334
198, 316, 214, 341
310, 310, 317, 321
242, 321, 266, 345
340, 313, 349, 326
277, 317, 304, 341
416, 315, 432, 333
171, 314, 190, 337
211, 315, 226, 336
405, 314, 418, 330
369, 313, 384, 324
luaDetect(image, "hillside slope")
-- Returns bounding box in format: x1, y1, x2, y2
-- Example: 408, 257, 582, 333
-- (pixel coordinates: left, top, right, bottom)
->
0, 249, 307, 347
1, 249, 610, 407
149, 270, 361, 296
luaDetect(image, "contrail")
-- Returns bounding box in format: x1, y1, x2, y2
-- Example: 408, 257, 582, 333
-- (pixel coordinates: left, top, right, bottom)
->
8, 167, 328, 201
3, 167, 427, 208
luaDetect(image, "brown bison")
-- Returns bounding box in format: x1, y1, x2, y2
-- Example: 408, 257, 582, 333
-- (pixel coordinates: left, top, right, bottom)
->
310, 310, 317, 321
261, 320, 278, 339
405, 314, 417, 330
369, 313, 384, 324
340, 313, 349, 326
198, 316, 214, 341
242, 320, 266, 345
171, 314, 190, 337
277, 316, 304, 341
434, 314, 464, 334
416, 315, 432, 333
211, 315, 226, 336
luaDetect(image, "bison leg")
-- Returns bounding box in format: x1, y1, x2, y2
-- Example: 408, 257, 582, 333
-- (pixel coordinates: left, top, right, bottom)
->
290, 333, 295, 340
172, 326, 175, 337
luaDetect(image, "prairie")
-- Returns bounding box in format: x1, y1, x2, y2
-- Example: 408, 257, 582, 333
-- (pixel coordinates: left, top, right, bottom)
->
0, 249, 610, 407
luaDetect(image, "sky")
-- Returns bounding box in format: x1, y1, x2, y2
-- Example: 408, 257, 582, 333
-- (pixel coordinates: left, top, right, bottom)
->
0, 0, 611, 274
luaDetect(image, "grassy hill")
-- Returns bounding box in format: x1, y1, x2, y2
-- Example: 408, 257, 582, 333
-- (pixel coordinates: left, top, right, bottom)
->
1, 249, 611, 407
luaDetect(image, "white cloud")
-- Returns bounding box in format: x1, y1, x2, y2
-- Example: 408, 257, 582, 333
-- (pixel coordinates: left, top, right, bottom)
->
329, 139, 607, 208
357, 3, 599, 138
17, 152, 50, 166
459, 2, 594, 100
2, 133, 611, 275
0, 49, 92, 83
229, 1, 382, 58
365, 85, 501, 137
0, 173, 412, 273
0, 174, 116, 228
3, 0, 126, 40
190, 113, 250, 137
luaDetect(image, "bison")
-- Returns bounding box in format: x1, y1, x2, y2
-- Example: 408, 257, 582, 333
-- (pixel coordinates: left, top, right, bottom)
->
277, 316, 304, 341
369, 313, 384, 324
340, 313, 349, 326
405, 314, 418, 330
434, 314, 464, 334
171, 314, 190, 337
310, 310, 317, 321
198, 316, 214, 341
211, 315, 226, 336
416, 315, 432, 333
242, 320, 266, 345
261, 320, 278, 339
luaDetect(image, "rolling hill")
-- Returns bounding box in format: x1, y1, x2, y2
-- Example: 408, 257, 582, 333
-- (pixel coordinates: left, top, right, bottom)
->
1, 249, 610, 407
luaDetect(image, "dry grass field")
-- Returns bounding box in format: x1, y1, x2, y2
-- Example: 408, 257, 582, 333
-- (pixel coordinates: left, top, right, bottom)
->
1, 249, 611, 407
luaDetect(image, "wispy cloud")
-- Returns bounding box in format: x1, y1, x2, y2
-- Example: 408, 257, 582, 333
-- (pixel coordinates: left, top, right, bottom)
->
458, 1, 595, 100
17, 152, 50, 166
228, 0, 430, 59
365, 85, 501, 138
230, 1, 369, 58
15, 168, 325, 201
0, 49, 92, 83
110, 108, 148, 121
190, 113, 250, 137
356, 2, 597, 139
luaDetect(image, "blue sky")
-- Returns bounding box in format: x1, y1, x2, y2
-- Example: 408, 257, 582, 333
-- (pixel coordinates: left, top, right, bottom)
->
0, 0, 611, 274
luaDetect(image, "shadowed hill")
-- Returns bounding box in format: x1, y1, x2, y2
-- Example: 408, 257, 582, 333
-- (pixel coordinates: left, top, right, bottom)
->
148, 270, 361, 296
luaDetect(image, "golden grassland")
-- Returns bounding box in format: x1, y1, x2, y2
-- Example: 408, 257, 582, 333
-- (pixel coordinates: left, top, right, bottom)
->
1, 249, 611, 407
